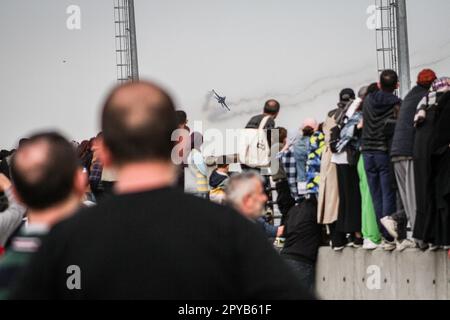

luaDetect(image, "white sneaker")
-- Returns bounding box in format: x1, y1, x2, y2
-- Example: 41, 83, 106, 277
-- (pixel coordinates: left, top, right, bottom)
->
428, 244, 439, 251
442, 246, 450, 250
380, 216, 398, 239
396, 239, 416, 252
333, 246, 345, 252
363, 239, 379, 250
382, 239, 396, 251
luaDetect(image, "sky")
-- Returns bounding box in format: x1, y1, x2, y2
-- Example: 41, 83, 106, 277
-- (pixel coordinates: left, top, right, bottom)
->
1, 0, 450, 148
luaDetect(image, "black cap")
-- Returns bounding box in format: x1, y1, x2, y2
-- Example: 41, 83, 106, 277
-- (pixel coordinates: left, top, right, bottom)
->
339, 88, 355, 102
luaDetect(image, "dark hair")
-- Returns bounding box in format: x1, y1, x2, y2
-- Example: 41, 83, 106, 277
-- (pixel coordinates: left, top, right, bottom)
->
0, 150, 11, 161
302, 126, 315, 137
367, 82, 379, 95
263, 99, 280, 115
101, 81, 177, 165
380, 70, 399, 92
318, 122, 324, 132
175, 110, 187, 127
18, 138, 29, 148
277, 127, 288, 144
76, 140, 91, 160
216, 155, 230, 168
10, 132, 78, 210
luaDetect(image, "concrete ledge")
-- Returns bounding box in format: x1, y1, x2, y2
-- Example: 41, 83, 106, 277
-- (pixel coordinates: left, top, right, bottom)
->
315, 247, 450, 300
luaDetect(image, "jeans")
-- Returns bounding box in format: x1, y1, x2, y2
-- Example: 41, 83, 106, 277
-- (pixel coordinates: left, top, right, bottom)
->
284, 258, 315, 293
293, 136, 309, 182
362, 152, 396, 240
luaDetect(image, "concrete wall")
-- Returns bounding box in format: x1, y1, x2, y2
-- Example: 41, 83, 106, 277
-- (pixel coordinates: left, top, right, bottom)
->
315, 247, 450, 300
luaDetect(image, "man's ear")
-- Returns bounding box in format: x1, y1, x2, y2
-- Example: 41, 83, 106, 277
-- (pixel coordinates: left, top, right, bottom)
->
241, 193, 252, 211
97, 136, 113, 167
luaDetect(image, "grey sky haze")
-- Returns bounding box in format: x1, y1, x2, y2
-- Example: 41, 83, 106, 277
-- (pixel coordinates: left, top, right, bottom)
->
1, 0, 449, 148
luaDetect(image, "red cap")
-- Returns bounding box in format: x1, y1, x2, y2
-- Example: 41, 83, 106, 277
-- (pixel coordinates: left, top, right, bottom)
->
417, 69, 437, 86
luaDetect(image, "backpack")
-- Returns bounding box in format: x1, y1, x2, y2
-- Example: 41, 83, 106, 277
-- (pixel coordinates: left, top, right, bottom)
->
238, 116, 271, 168
329, 125, 341, 154
329, 101, 353, 153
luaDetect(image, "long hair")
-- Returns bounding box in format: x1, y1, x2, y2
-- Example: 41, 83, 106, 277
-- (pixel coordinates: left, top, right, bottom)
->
76, 140, 90, 160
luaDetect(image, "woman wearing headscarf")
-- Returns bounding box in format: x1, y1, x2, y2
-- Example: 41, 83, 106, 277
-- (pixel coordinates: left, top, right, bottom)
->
413, 77, 450, 249
318, 88, 354, 249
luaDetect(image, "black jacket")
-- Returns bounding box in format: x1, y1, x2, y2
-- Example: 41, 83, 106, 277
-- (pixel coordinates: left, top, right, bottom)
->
361, 91, 401, 152
245, 114, 276, 148
391, 85, 429, 158
245, 114, 275, 129
281, 199, 322, 264
209, 170, 228, 188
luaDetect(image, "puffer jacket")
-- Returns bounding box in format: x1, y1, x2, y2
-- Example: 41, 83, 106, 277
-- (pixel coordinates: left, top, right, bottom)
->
390, 85, 429, 158
361, 91, 401, 152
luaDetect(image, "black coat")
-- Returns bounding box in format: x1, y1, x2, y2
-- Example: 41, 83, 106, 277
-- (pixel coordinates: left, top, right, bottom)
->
391, 85, 429, 158
413, 91, 450, 245
361, 91, 401, 152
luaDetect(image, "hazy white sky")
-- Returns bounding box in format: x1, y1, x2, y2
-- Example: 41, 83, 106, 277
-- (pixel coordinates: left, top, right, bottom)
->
1, 0, 450, 148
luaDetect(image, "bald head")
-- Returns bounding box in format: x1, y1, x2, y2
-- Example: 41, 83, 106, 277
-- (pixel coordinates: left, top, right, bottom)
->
13, 139, 50, 185
102, 81, 177, 165
11, 132, 79, 210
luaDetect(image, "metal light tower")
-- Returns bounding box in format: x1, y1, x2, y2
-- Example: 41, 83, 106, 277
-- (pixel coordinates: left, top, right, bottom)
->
113, 0, 139, 83
396, 0, 411, 98
375, 0, 411, 97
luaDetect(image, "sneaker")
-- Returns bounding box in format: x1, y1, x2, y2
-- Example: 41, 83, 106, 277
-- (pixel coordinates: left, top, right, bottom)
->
396, 239, 416, 252
333, 246, 345, 252
428, 244, 439, 251
380, 216, 398, 239
415, 239, 428, 250
346, 241, 354, 247
382, 239, 396, 251
442, 246, 450, 250
352, 237, 363, 248
363, 239, 379, 250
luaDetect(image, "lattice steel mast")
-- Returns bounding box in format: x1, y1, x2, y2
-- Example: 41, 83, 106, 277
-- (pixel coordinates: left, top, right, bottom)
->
375, 0, 410, 97
113, 0, 139, 83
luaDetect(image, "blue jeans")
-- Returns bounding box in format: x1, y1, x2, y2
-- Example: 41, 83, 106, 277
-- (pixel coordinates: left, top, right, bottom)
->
293, 136, 309, 182
363, 152, 396, 240
284, 258, 315, 293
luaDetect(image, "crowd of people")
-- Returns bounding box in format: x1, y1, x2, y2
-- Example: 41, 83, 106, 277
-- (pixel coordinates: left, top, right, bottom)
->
0, 68, 449, 298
